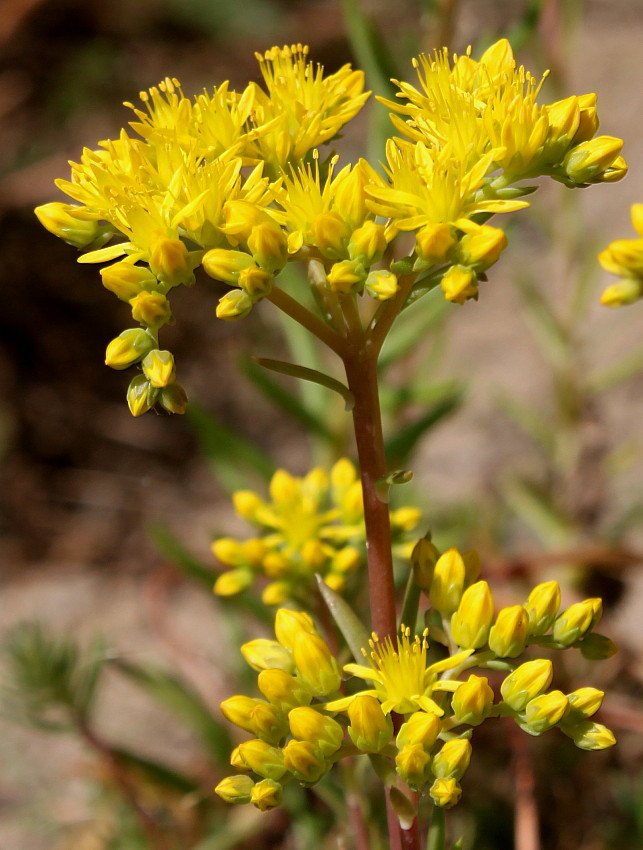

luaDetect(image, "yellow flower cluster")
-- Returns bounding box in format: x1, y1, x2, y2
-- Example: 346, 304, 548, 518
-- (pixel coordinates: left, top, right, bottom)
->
216, 543, 616, 812
35, 40, 626, 413
212, 458, 420, 604
599, 204, 643, 306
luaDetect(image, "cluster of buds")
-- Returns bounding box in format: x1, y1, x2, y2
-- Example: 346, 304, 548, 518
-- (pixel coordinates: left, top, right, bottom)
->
212, 459, 420, 604
599, 204, 643, 306
216, 542, 616, 814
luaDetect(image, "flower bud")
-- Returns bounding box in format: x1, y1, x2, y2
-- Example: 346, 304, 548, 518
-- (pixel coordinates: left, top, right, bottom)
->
250, 702, 289, 745
451, 675, 494, 726
237, 739, 286, 781
126, 375, 158, 417
237, 264, 273, 298
347, 695, 394, 753
216, 289, 254, 321
101, 261, 157, 301
326, 259, 366, 294
396, 710, 441, 751
220, 695, 264, 734
250, 778, 283, 811
292, 631, 342, 697
364, 269, 398, 300
430, 777, 462, 808
203, 248, 254, 282
500, 659, 553, 712
563, 720, 616, 751
34, 202, 105, 249
411, 538, 440, 591
562, 136, 624, 184
142, 349, 176, 388
430, 547, 466, 615
230, 746, 247, 771
288, 706, 344, 756
232, 490, 263, 520
451, 581, 494, 649
248, 222, 288, 272
105, 329, 155, 370
310, 211, 351, 259
525, 580, 561, 635
330, 457, 357, 492
415, 222, 455, 264
241, 638, 294, 673
395, 743, 431, 787
600, 279, 642, 307
214, 774, 254, 804
432, 738, 471, 781
552, 598, 602, 646
578, 632, 617, 660
488, 605, 529, 658
522, 690, 569, 735
282, 739, 328, 784
150, 238, 193, 287
440, 264, 478, 304
457, 225, 507, 272
462, 549, 481, 584
274, 609, 317, 650
348, 220, 388, 266
158, 382, 188, 414
258, 668, 312, 710
565, 688, 604, 721
213, 568, 254, 596
129, 291, 172, 327
260, 580, 289, 605
574, 93, 599, 143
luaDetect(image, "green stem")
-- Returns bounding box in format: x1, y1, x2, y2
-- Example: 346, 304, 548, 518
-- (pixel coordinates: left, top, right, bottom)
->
427, 805, 446, 850
267, 285, 347, 357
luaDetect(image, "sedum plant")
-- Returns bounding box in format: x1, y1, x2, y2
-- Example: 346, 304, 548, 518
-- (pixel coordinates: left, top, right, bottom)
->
34, 37, 625, 849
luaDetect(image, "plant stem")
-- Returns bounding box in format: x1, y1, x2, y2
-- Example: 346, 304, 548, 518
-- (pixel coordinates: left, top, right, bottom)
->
267, 285, 347, 357
343, 348, 397, 643
427, 805, 446, 850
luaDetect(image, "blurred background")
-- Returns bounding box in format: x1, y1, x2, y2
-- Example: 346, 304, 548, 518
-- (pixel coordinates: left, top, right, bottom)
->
2, 1, 643, 848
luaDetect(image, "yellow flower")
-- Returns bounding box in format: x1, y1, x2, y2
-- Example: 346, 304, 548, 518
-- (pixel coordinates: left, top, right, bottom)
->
330, 626, 472, 715
599, 204, 643, 306
248, 44, 370, 169
212, 459, 419, 603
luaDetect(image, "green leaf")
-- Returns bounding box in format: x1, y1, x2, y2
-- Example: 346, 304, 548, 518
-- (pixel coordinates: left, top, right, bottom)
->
516, 275, 570, 370
252, 357, 354, 411
110, 746, 198, 794
384, 393, 463, 465
315, 575, 371, 662
501, 475, 575, 547
496, 391, 556, 456
112, 659, 233, 765
389, 786, 417, 831
379, 288, 451, 370
400, 570, 421, 636
186, 402, 274, 493
585, 344, 643, 394
375, 469, 413, 503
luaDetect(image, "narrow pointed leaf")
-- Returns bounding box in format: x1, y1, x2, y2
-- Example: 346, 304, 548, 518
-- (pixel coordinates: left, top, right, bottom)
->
253, 357, 355, 411
385, 393, 463, 465
315, 575, 371, 662
389, 786, 417, 830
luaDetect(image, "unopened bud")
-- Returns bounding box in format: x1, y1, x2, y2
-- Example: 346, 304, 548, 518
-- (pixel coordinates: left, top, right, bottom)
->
216, 289, 254, 320
364, 269, 398, 300
563, 720, 616, 751
457, 225, 507, 272
562, 136, 625, 184
488, 605, 529, 657
274, 609, 317, 650
215, 774, 254, 804
158, 382, 188, 414
250, 778, 283, 811
203, 249, 254, 282
522, 690, 569, 734
525, 580, 561, 635
600, 278, 642, 307
105, 328, 155, 369
566, 687, 604, 721
282, 739, 327, 784
348, 220, 388, 266
451, 675, 494, 726
500, 659, 553, 712
396, 710, 441, 750
347, 694, 393, 753
440, 264, 478, 304
142, 349, 176, 388
552, 598, 602, 647
288, 706, 344, 756
415, 222, 455, 264
130, 291, 172, 327
237, 264, 273, 298
430, 777, 462, 808
101, 261, 157, 301
411, 538, 440, 591
241, 638, 295, 673
258, 668, 312, 710
326, 259, 366, 294
292, 631, 342, 697
150, 237, 193, 287
34, 202, 105, 249
451, 581, 494, 649
310, 211, 351, 260
237, 739, 286, 781
395, 743, 430, 787
247, 222, 288, 272
432, 738, 471, 780
430, 547, 466, 615
126, 375, 158, 417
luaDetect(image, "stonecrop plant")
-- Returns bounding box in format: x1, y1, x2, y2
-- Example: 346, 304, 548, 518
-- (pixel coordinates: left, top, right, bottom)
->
36, 38, 624, 849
